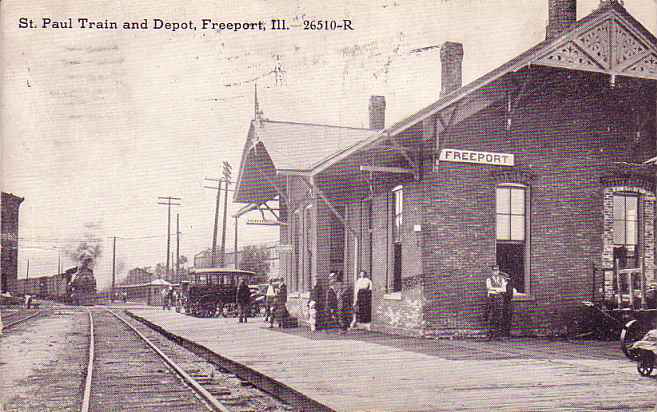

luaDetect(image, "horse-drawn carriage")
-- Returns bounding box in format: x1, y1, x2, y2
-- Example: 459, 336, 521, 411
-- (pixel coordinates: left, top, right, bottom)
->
182, 268, 259, 317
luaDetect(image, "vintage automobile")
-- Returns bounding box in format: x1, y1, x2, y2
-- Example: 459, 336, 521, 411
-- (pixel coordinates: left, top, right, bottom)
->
183, 268, 257, 317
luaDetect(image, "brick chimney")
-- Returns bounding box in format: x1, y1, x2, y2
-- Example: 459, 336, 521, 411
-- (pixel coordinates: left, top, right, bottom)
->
598, 0, 624, 9
440, 42, 464, 97
546, 0, 577, 40
369, 95, 386, 130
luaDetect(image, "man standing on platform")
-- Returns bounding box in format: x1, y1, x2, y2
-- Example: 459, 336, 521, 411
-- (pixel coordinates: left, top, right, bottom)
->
502, 271, 514, 337
326, 273, 341, 332
236, 277, 251, 323
161, 288, 169, 310
485, 265, 509, 340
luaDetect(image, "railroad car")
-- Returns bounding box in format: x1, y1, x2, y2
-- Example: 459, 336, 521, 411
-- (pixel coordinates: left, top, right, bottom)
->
10, 266, 96, 305
68, 266, 96, 305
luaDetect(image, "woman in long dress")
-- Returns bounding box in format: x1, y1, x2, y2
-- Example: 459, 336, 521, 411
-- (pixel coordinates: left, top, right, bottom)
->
352, 270, 372, 328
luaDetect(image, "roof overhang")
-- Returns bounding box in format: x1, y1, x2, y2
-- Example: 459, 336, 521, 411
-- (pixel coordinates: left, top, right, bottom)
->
309, 2, 657, 177
233, 140, 280, 204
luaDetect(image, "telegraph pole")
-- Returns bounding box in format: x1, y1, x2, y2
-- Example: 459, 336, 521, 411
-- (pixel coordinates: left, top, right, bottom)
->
24, 260, 29, 296
176, 213, 180, 282
158, 196, 181, 275
204, 176, 222, 267
220, 161, 232, 267
112, 236, 116, 302
234, 216, 239, 269
205, 163, 234, 268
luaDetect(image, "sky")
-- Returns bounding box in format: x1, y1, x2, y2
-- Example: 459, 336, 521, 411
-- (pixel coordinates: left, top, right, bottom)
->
2, 0, 655, 289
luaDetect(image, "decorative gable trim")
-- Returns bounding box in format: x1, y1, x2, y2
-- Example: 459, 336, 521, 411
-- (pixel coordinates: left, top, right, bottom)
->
533, 11, 657, 80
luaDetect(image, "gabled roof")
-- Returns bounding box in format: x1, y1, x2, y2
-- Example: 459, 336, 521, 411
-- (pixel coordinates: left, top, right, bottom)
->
233, 119, 376, 203
252, 120, 376, 172
309, 1, 657, 176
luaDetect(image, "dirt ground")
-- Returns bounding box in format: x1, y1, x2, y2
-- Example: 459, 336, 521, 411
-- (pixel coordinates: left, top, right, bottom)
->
0, 309, 87, 411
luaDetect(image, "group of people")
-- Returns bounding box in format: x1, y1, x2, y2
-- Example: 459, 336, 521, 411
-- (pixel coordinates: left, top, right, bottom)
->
307, 270, 372, 333
114, 291, 128, 303
237, 277, 289, 326
160, 286, 179, 311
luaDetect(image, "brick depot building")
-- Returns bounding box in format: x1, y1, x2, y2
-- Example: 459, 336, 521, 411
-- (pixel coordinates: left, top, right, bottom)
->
235, 0, 657, 337
1, 192, 24, 293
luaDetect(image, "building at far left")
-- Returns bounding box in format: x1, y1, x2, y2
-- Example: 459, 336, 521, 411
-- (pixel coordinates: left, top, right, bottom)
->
1, 192, 24, 293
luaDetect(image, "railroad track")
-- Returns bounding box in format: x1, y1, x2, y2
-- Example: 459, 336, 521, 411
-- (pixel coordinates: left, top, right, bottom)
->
82, 309, 289, 412
2, 309, 42, 331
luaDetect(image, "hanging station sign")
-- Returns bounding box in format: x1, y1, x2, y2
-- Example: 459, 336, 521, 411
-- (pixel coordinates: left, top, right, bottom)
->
437, 149, 514, 167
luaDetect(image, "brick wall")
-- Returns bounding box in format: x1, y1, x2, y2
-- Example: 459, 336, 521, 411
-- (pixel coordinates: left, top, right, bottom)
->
421, 69, 656, 336
342, 170, 427, 335
1, 193, 23, 293
275, 69, 656, 338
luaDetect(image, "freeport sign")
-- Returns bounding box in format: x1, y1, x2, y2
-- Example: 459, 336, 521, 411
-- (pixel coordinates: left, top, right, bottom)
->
437, 149, 514, 166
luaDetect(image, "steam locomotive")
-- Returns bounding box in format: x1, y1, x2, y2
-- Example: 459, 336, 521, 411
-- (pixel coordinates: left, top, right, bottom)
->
10, 266, 97, 305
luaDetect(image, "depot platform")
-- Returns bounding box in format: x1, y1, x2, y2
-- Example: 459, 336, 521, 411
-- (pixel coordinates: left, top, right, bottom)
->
126, 308, 656, 411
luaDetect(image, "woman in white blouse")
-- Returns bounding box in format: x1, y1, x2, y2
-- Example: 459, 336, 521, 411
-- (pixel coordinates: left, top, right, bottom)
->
352, 270, 372, 328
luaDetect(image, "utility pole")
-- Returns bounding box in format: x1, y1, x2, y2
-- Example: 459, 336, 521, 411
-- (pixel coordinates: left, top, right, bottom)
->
24, 260, 29, 295
112, 236, 116, 302
176, 213, 180, 282
204, 175, 222, 267
158, 196, 181, 275
220, 161, 232, 267
234, 216, 239, 269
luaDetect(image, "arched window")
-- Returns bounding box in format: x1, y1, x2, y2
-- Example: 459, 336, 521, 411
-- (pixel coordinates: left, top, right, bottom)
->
391, 185, 403, 292
293, 210, 301, 292
496, 184, 529, 293
304, 203, 313, 291
613, 192, 639, 269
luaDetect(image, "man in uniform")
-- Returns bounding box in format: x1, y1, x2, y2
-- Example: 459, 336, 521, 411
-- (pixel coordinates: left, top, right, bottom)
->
485, 265, 509, 340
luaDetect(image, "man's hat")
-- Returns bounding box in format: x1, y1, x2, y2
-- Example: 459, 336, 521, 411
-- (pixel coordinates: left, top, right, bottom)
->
491, 264, 500, 271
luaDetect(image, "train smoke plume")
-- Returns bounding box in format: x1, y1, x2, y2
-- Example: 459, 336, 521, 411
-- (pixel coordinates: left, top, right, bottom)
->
73, 241, 102, 269
67, 222, 103, 269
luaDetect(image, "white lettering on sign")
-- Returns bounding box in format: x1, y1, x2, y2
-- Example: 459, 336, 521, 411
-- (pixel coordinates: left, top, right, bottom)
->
438, 149, 514, 166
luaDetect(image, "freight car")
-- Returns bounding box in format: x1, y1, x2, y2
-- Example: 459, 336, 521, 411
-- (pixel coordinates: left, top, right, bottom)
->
11, 266, 96, 305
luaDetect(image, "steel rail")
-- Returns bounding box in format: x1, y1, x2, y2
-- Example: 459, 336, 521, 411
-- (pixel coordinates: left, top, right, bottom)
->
127, 311, 333, 411
105, 310, 230, 412
81, 311, 94, 412
2, 310, 42, 330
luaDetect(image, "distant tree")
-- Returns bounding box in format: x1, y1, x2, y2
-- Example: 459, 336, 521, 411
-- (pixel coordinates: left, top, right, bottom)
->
154, 262, 165, 278
239, 245, 271, 276
176, 255, 189, 282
